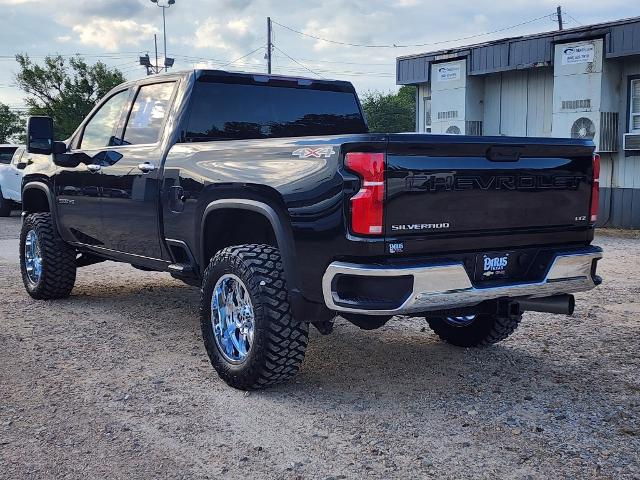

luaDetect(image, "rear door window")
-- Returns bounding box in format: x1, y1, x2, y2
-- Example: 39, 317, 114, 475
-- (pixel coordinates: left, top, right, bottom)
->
184, 81, 366, 141
122, 82, 175, 145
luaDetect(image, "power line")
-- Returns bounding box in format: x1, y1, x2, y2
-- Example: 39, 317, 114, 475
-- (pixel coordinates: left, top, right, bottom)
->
169, 48, 265, 69
0, 48, 392, 72
565, 12, 584, 26
295, 57, 391, 66
272, 44, 325, 78
272, 13, 554, 49
272, 62, 394, 77
220, 46, 265, 68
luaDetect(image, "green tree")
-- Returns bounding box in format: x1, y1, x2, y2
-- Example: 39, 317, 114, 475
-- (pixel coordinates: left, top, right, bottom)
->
14, 54, 126, 140
361, 85, 416, 133
0, 103, 24, 144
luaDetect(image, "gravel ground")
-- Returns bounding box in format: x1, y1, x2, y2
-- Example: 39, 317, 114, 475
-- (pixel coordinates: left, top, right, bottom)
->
1, 214, 639, 479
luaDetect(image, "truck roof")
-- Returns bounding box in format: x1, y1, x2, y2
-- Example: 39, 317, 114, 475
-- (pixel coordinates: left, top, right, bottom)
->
121, 69, 356, 93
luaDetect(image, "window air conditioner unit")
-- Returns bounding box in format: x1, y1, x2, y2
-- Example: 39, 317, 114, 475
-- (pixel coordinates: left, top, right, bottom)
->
623, 133, 640, 151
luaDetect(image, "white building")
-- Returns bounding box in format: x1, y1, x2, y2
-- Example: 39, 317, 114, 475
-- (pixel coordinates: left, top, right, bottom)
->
396, 17, 640, 228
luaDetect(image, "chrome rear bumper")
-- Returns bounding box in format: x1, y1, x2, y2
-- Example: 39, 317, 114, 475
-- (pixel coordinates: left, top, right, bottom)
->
322, 249, 603, 316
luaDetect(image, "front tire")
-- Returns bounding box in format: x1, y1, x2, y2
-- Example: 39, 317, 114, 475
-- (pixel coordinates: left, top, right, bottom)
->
200, 244, 309, 390
20, 213, 77, 299
427, 312, 522, 347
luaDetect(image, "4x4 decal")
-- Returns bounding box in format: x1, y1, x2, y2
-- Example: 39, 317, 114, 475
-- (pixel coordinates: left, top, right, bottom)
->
292, 147, 335, 159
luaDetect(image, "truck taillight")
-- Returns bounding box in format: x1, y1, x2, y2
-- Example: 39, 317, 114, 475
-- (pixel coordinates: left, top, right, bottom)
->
345, 152, 385, 236
590, 153, 600, 223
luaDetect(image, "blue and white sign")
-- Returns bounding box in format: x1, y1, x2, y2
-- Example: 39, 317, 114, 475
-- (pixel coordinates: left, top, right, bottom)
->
436, 65, 461, 82
561, 43, 595, 65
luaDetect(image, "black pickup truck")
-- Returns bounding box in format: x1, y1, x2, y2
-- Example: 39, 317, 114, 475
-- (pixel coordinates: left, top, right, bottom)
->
20, 69, 602, 390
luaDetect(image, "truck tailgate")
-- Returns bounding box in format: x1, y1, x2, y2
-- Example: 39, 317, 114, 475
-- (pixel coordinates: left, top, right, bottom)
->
385, 134, 596, 237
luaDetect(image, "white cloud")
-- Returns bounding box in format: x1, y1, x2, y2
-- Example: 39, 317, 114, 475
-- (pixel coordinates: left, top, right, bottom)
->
71, 18, 157, 52
227, 19, 250, 36
56, 35, 71, 43
188, 16, 257, 51
191, 18, 232, 50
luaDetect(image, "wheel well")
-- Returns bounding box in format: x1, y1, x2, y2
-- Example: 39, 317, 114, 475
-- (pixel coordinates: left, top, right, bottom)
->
202, 209, 278, 263
22, 187, 50, 213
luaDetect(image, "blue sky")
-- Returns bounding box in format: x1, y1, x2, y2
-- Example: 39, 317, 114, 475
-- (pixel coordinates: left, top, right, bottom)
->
0, 0, 637, 109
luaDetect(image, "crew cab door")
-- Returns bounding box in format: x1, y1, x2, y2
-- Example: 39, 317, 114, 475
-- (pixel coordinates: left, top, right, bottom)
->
98, 81, 176, 258
56, 88, 131, 247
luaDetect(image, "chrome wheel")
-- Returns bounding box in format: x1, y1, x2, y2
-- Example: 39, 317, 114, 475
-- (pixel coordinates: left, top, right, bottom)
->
444, 315, 477, 327
24, 230, 43, 286
211, 274, 255, 363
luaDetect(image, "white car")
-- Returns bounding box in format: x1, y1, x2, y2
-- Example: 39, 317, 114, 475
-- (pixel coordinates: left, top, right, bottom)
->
0, 145, 24, 216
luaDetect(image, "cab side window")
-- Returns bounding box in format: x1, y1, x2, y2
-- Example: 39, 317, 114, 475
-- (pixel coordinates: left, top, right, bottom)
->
80, 90, 129, 150
122, 82, 175, 145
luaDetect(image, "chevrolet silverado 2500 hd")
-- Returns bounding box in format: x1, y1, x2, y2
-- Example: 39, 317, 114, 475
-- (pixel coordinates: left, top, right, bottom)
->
20, 69, 602, 389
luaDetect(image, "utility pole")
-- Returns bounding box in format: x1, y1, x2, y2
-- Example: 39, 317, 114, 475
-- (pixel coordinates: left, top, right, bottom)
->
154, 34, 159, 74
267, 16, 272, 75
140, 35, 163, 75
556, 5, 564, 31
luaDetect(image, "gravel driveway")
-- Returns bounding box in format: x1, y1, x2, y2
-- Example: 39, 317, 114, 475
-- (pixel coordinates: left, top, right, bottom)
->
1, 214, 639, 479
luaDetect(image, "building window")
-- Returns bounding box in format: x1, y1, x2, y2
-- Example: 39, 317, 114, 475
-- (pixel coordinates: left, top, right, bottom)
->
631, 79, 640, 133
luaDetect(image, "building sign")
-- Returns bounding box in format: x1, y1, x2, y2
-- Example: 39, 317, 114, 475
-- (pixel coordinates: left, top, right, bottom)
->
561, 43, 595, 65
436, 64, 461, 82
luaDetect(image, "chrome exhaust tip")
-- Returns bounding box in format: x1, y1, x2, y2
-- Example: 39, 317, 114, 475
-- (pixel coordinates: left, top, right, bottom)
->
516, 294, 575, 316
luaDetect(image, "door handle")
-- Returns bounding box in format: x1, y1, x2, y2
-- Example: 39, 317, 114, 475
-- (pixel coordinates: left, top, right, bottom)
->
86, 164, 102, 173
138, 162, 156, 173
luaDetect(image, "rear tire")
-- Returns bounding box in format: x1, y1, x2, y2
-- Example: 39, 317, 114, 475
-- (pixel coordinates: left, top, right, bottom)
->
200, 244, 309, 390
427, 312, 522, 347
20, 213, 77, 299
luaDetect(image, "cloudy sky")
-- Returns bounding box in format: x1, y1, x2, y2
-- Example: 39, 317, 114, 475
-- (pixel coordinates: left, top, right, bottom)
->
0, 0, 637, 109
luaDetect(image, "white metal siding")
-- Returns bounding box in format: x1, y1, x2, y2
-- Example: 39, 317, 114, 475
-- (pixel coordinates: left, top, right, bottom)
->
526, 68, 554, 136
483, 75, 501, 135
499, 70, 528, 136
600, 153, 614, 189
477, 69, 553, 136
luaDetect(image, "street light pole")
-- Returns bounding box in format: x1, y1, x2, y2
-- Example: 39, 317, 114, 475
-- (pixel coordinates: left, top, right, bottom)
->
150, 0, 176, 72
162, 5, 167, 71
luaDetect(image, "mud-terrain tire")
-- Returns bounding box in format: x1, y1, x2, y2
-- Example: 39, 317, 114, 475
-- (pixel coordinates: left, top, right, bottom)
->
20, 213, 77, 299
200, 244, 309, 390
0, 190, 11, 217
427, 313, 522, 347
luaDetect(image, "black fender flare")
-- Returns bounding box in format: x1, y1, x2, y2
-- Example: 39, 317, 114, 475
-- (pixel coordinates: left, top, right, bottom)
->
200, 198, 299, 296
22, 181, 55, 215
22, 181, 62, 235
